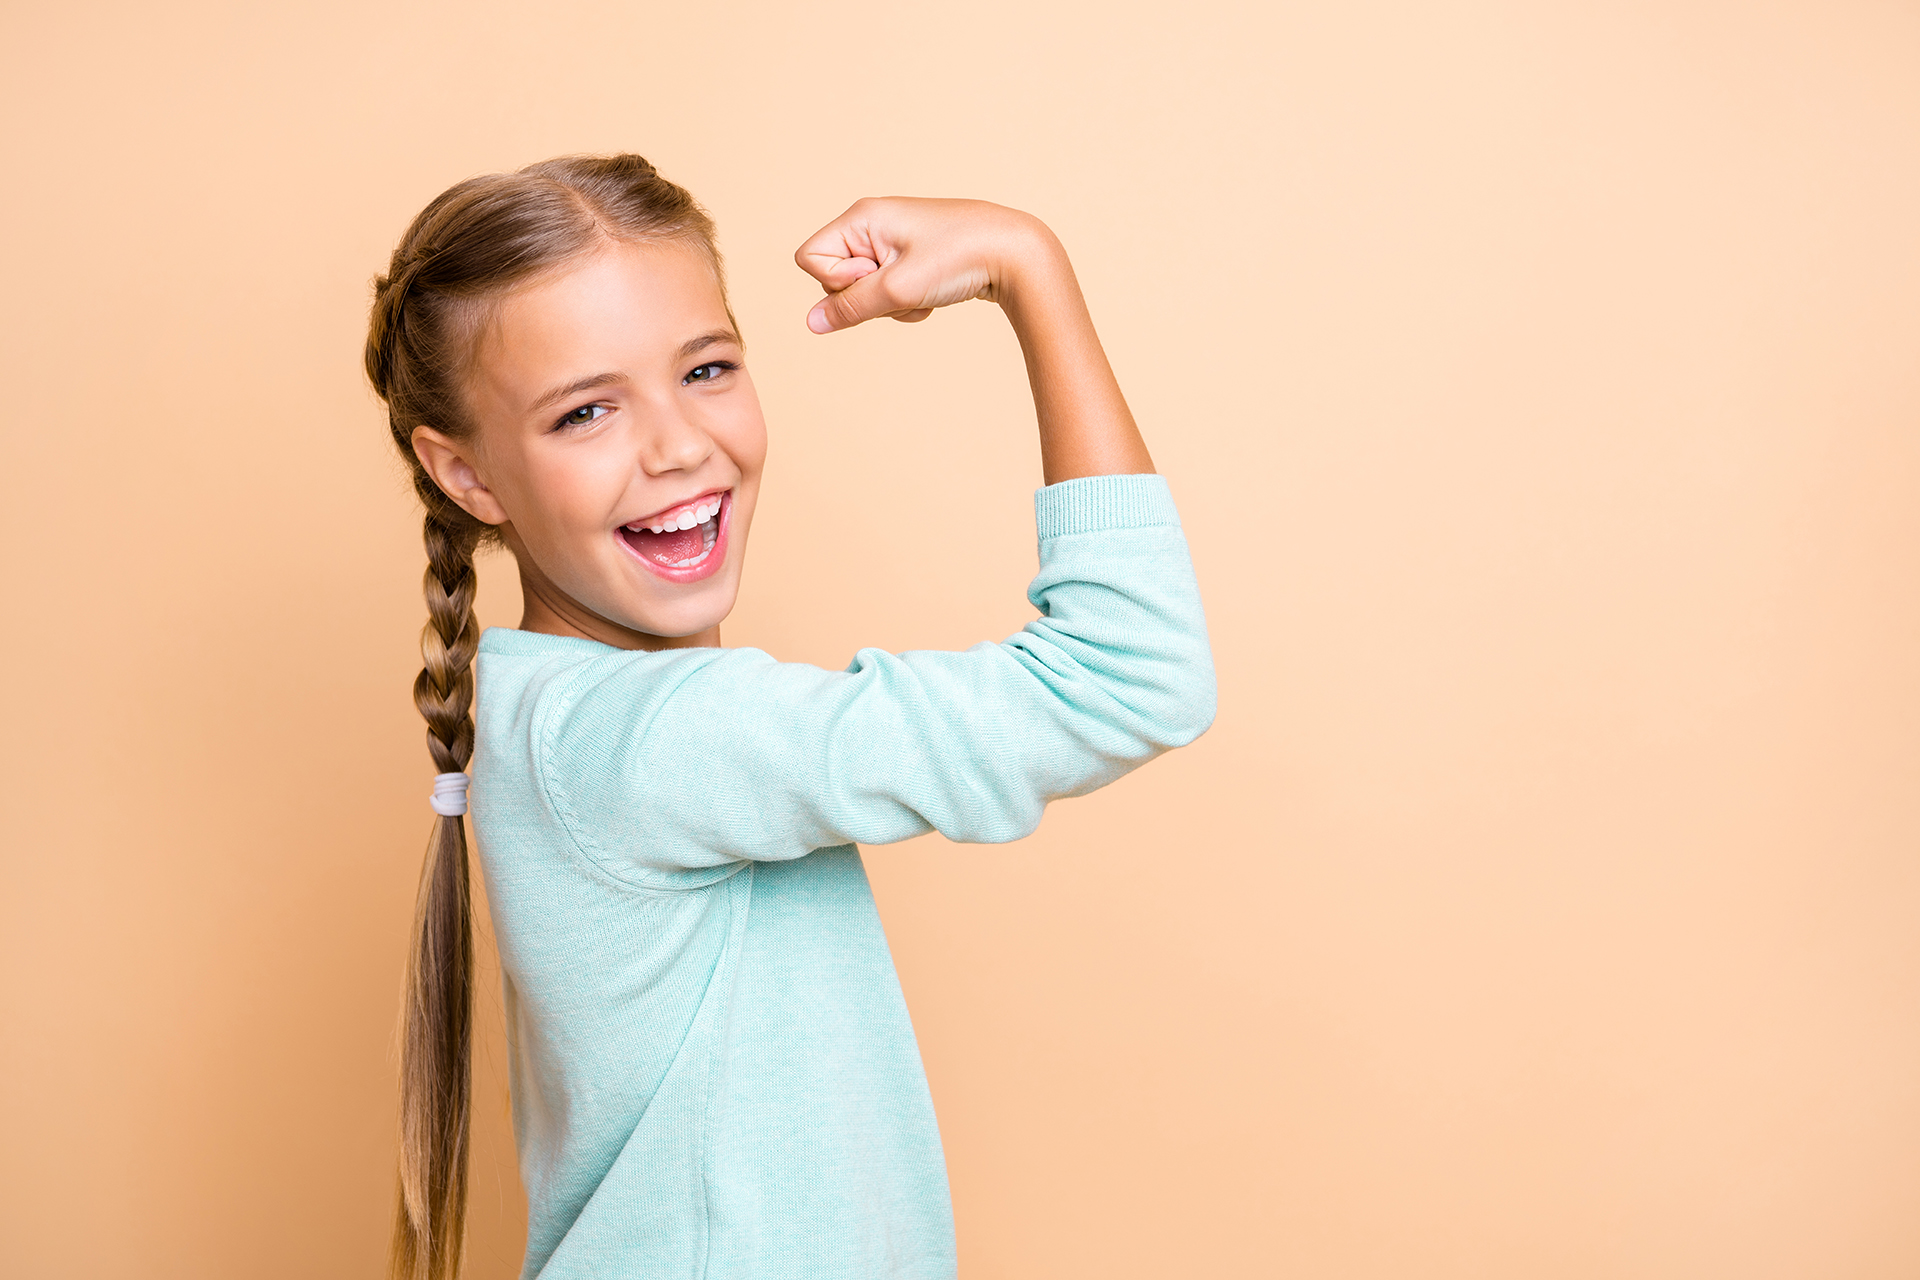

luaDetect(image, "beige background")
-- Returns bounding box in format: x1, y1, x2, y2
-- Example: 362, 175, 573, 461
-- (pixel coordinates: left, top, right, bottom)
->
4, 1, 1919, 1276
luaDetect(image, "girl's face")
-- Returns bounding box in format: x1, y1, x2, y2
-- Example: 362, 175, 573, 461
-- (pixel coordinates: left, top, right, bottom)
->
415, 239, 766, 648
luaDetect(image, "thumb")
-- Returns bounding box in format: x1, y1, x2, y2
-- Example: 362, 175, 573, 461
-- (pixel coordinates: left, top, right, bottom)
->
807, 264, 907, 334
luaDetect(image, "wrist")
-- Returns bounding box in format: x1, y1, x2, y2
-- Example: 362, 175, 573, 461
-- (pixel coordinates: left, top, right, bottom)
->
991, 214, 1072, 312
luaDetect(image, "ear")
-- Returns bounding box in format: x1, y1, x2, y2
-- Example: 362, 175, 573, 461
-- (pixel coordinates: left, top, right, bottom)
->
412, 427, 510, 526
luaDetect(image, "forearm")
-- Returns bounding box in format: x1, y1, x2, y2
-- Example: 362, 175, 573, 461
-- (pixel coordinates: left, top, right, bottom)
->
998, 223, 1156, 485
795, 197, 1159, 484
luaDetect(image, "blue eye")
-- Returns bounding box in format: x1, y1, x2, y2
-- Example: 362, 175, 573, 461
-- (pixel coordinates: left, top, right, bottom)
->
557, 404, 609, 429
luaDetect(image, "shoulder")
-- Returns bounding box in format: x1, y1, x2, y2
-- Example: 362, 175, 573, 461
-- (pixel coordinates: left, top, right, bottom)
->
478, 627, 763, 712
476, 629, 831, 758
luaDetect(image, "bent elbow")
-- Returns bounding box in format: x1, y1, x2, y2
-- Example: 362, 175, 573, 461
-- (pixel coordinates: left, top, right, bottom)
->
1105, 648, 1218, 754
1141, 638, 1218, 748
935, 803, 1046, 847
1163, 666, 1218, 747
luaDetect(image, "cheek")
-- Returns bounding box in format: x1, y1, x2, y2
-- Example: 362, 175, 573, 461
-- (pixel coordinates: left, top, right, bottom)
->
518, 450, 622, 532
718, 409, 769, 479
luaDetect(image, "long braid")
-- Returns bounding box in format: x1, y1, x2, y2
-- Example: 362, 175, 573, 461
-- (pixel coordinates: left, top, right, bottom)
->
416, 509, 480, 774
393, 508, 480, 1280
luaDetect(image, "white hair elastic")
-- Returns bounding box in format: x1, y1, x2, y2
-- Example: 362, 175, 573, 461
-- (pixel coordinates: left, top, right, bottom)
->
430, 771, 470, 817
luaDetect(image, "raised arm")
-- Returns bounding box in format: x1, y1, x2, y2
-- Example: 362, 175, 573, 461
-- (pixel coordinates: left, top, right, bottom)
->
794, 198, 1156, 484
511, 205, 1214, 884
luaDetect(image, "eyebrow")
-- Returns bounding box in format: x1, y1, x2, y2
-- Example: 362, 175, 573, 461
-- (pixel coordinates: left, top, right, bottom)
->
525, 330, 743, 417
676, 328, 743, 361
527, 371, 629, 416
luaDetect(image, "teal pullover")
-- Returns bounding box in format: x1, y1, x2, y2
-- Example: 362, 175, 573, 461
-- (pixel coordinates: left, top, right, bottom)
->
471, 473, 1216, 1278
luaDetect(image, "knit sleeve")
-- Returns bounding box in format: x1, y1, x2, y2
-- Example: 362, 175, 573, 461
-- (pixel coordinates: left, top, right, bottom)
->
536, 473, 1216, 879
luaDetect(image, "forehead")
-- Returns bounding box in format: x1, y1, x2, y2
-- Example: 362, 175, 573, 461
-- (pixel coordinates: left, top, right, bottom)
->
471, 239, 732, 401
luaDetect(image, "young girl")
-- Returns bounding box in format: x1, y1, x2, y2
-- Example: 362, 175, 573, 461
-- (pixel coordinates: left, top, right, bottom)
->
365, 153, 1215, 1280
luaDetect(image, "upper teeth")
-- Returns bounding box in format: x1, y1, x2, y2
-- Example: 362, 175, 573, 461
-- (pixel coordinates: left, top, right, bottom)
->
629, 496, 722, 534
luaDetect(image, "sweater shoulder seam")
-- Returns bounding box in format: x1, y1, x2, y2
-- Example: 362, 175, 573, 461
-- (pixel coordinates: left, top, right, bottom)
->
532, 654, 743, 897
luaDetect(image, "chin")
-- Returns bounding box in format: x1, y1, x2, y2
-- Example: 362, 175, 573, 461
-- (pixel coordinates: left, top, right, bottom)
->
614, 581, 738, 643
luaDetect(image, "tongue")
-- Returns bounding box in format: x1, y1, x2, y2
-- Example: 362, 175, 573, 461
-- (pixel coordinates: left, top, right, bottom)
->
625, 524, 705, 566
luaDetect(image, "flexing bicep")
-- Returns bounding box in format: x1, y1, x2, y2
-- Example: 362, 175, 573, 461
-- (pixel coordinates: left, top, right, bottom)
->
586, 639, 1159, 868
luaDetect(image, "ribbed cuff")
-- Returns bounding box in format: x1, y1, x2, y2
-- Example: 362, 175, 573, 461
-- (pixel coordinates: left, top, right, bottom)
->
1034, 473, 1180, 540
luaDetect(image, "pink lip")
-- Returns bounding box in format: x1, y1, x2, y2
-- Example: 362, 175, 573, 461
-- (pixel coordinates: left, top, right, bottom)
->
615, 490, 732, 583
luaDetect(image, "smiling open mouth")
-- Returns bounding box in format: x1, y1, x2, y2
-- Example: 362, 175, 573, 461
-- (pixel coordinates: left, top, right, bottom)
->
619, 491, 725, 572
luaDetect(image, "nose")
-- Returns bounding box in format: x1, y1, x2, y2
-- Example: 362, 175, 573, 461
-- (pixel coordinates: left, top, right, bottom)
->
637, 402, 715, 477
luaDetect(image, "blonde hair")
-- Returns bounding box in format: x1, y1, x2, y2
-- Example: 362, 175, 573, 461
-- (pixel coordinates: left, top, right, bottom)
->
364, 153, 724, 1280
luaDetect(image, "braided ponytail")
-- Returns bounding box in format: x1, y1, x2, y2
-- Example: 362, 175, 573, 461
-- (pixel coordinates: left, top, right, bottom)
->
365, 154, 723, 1280
391, 508, 480, 1280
